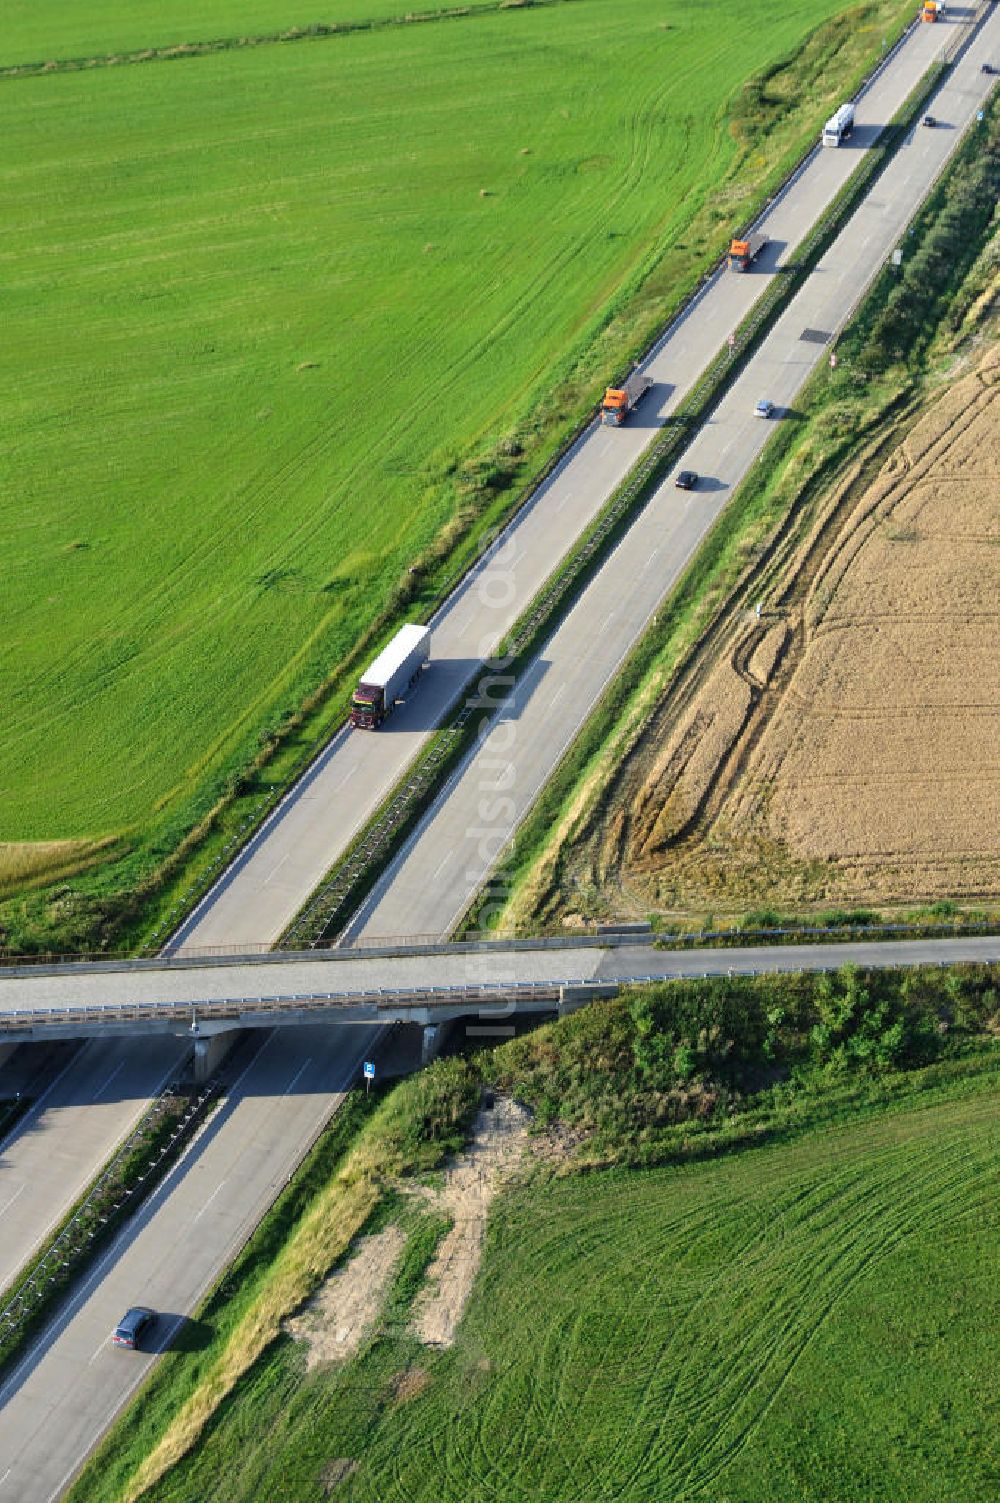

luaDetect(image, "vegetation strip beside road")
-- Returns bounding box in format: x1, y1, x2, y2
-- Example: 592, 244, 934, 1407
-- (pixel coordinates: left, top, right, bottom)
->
484, 89, 1000, 939
65, 961, 1000, 1503
281, 54, 948, 950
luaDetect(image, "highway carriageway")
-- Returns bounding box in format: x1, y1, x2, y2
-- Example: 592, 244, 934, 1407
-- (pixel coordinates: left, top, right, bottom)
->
2, 935, 999, 1043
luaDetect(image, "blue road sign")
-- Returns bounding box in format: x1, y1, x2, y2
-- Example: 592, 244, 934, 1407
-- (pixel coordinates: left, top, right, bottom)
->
363, 1061, 375, 1080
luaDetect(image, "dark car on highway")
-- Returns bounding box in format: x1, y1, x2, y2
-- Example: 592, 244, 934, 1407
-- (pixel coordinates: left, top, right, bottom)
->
675, 470, 698, 490
112, 1306, 156, 1350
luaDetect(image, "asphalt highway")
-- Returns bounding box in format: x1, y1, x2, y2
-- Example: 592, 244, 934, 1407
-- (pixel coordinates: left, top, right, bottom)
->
0, 1022, 377, 1503
166, 13, 952, 956
0, 1037, 189, 1297
345, 15, 1000, 943
1, 10, 996, 1497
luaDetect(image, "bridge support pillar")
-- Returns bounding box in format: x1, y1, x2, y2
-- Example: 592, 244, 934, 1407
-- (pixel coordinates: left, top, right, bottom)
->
0, 1043, 18, 1072
421, 1020, 457, 1068
192, 1029, 241, 1084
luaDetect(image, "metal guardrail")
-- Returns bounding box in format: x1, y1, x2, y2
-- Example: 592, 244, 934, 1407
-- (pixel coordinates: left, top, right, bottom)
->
0, 979, 577, 1033
5, 915, 1000, 980
7, 945, 998, 1035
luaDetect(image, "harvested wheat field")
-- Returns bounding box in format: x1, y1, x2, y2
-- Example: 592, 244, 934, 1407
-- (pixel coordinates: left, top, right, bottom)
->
584, 341, 1000, 917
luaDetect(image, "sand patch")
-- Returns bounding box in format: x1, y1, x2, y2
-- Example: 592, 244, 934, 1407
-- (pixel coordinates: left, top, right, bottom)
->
411, 1096, 530, 1347
284, 1224, 405, 1370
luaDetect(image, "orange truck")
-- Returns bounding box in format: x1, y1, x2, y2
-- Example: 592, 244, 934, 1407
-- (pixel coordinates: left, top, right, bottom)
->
921, 1, 940, 19
728, 230, 769, 272
601, 370, 653, 426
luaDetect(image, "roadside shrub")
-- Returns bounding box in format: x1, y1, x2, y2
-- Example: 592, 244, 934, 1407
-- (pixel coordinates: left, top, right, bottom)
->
808, 965, 941, 1072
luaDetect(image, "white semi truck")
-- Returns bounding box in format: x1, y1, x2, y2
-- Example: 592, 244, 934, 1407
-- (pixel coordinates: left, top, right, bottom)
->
351, 623, 430, 729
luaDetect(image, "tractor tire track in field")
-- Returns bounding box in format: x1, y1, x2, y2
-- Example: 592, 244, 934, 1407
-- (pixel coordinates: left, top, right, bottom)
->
351, 1090, 1000, 1502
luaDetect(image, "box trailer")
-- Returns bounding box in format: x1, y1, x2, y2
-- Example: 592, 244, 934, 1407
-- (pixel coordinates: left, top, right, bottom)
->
822, 102, 855, 147
728, 230, 768, 272
351, 623, 430, 729
601, 370, 653, 426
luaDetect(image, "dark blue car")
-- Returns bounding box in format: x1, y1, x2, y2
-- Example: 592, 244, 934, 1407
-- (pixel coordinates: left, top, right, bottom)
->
112, 1306, 156, 1350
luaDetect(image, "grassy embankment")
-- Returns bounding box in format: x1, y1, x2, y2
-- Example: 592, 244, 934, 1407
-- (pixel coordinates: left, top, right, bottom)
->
0, 0, 915, 954
67, 960, 999, 1502
475, 90, 1000, 940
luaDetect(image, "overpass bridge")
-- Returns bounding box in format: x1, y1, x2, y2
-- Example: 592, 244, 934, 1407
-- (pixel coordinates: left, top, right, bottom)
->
3, 933, 999, 1076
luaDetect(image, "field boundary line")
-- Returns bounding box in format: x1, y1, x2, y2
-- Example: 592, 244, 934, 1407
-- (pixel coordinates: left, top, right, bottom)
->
0, 0, 585, 82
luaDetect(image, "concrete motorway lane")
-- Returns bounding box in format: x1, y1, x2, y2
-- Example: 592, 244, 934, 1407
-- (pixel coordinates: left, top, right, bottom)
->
0, 1037, 189, 1296
0, 1022, 378, 1503
344, 16, 1000, 944
166, 14, 952, 956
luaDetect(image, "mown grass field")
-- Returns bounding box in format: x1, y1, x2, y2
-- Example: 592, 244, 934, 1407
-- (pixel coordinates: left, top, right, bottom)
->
79, 1067, 1000, 1503
2, 0, 437, 66
1, 0, 912, 941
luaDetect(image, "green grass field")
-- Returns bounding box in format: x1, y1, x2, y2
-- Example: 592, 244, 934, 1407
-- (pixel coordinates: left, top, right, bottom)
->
1, 0, 447, 67
1, 0, 909, 932
94, 1072, 1000, 1503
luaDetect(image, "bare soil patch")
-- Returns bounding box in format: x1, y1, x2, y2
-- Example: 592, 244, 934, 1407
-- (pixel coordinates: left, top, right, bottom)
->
318, 1457, 358, 1496
390, 1365, 432, 1404
284, 1224, 405, 1370
411, 1096, 530, 1348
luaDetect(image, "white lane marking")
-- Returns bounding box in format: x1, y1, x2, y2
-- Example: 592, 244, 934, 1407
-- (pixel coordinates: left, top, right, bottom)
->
88, 1338, 109, 1366
92, 1061, 125, 1101
599, 438, 614, 456
335, 765, 356, 790
550, 685, 565, 707
555, 490, 573, 512
0, 1467, 11, 1489
282, 1059, 313, 1097
193, 1180, 227, 1223
263, 853, 290, 886
432, 851, 453, 881
0, 1183, 25, 1218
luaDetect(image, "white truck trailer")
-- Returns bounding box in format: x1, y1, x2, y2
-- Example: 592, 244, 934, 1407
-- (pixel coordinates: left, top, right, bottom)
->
351, 623, 430, 729
822, 102, 855, 146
